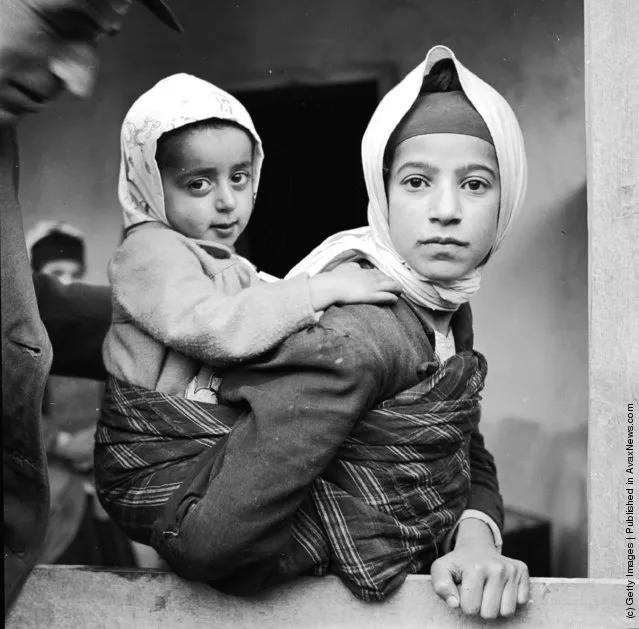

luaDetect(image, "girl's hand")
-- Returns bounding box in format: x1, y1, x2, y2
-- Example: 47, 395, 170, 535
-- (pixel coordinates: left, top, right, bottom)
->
309, 263, 402, 311
430, 519, 530, 619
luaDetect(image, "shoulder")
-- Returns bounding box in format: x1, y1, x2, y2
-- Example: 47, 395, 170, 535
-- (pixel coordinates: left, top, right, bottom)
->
259, 307, 384, 381
321, 301, 396, 338
314, 300, 415, 369
111, 223, 255, 289
118, 222, 186, 253
111, 223, 206, 272
108, 223, 195, 287
324, 297, 426, 343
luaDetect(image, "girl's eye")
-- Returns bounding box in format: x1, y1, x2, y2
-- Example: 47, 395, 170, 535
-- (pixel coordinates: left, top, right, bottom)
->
464, 179, 489, 193
402, 176, 428, 190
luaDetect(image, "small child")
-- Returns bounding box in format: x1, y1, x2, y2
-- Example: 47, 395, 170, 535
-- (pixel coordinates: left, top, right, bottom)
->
102, 74, 400, 402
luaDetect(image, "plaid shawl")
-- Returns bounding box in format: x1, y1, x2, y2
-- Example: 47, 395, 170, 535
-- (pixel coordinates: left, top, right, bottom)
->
95, 350, 486, 601
94, 380, 237, 544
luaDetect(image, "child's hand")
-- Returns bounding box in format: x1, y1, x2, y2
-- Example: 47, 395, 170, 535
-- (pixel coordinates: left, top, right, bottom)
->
308, 262, 402, 311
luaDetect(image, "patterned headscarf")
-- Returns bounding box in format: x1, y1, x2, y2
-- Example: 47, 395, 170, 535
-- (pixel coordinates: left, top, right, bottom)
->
287, 45, 527, 311
119, 73, 264, 230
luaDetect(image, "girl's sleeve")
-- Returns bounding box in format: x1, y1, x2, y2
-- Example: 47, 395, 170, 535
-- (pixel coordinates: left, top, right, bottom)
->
109, 229, 318, 366
440, 427, 505, 553
465, 427, 505, 532
151, 318, 383, 588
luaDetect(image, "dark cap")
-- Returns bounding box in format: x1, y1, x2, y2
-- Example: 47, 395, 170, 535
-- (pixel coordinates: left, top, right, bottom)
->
138, 0, 183, 32
388, 90, 493, 153
30, 231, 85, 274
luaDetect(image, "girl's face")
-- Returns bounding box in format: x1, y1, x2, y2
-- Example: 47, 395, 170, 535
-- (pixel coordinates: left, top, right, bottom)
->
387, 133, 500, 282
160, 126, 254, 247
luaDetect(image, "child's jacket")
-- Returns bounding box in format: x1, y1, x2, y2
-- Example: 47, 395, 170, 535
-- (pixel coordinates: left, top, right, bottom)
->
103, 222, 317, 396
104, 74, 320, 394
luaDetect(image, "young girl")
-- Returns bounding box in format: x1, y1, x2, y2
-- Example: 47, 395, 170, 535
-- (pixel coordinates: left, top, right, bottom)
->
102, 73, 400, 404
97, 47, 528, 619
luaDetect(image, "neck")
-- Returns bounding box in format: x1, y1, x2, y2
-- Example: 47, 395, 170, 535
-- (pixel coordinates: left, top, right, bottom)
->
422, 307, 455, 336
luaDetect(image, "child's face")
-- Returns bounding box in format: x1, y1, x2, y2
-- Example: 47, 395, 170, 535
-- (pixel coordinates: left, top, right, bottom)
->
387, 133, 500, 282
39, 259, 84, 285
160, 126, 254, 247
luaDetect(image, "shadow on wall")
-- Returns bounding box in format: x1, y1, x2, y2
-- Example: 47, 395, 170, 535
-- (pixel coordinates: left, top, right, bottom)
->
484, 418, 587, 578
481, 184, 589, 578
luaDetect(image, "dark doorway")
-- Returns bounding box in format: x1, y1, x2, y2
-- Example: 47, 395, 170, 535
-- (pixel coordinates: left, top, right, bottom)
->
233, 81, 380, 277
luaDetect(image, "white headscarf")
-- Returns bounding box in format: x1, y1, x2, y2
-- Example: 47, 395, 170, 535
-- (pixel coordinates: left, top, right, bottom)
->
287, 45, 527, 311
119, 73, 264, 231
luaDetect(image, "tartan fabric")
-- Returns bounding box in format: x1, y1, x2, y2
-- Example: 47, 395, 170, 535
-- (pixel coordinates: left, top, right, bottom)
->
95, 350, 486, 601
94, 379, 239, 544
286, 350, 487, 600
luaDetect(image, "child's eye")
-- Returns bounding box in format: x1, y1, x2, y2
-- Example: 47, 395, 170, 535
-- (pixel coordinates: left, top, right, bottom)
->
188, 179, 212, 194
463, 178, 489, 193
231, 171, 251, 187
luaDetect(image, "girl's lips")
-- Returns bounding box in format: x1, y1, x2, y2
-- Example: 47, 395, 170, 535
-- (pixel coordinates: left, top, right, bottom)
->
421, 237, 468, 247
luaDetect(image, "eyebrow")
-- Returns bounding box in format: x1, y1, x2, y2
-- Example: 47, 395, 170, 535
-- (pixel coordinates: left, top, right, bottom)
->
396, 161, 439, 175
172, 166, 217, 182
395, 160, 497, 178
455, 163, 498, 178
231, 160, 254, 171
172, 161, 253, 180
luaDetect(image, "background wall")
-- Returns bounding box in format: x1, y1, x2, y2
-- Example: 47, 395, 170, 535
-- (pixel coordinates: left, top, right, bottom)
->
18, 0, 587, 576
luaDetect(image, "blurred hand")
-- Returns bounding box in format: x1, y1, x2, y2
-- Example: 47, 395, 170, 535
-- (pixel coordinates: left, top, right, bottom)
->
54, 426, 96, 472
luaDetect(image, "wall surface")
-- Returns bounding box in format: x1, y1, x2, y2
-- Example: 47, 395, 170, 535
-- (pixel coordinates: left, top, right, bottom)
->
17, 0, 587, 576
8, 568, 630, 629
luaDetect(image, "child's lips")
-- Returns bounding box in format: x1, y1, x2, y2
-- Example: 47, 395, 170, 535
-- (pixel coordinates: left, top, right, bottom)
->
211, 221, 237, 231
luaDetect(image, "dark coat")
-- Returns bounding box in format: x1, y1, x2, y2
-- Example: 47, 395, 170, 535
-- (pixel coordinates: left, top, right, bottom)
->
2, 126, 112, 613
2, 125, 53, 611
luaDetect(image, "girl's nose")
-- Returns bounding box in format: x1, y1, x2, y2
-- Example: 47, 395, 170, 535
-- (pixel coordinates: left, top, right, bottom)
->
429, 182, 461, 224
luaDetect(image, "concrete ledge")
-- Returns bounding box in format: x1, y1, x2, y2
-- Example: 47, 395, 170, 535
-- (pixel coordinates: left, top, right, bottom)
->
5, 566, 633, 628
